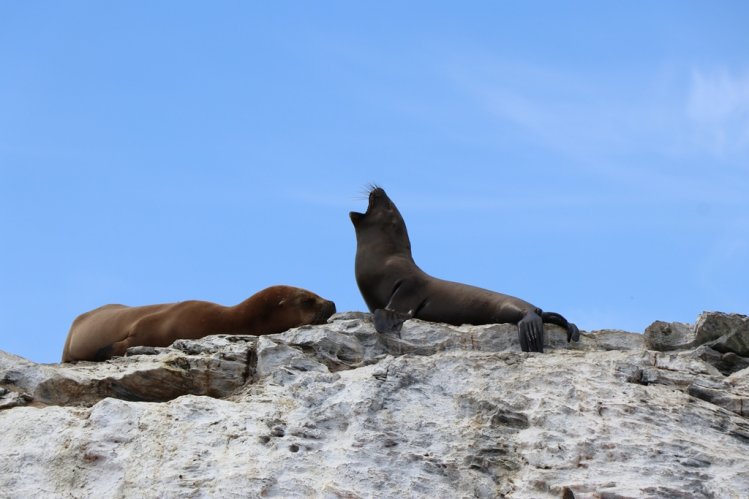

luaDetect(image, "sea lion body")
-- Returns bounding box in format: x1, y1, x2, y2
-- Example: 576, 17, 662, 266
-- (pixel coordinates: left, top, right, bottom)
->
62, 285, 336, 362
350, 187, 579, 352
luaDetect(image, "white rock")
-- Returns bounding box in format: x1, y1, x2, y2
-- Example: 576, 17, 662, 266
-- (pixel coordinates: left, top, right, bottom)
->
1, 312, 748, 498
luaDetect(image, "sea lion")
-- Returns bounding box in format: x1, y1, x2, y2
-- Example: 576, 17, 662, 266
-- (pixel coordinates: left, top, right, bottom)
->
350, 186, 579, 352
61, 285, 336, 362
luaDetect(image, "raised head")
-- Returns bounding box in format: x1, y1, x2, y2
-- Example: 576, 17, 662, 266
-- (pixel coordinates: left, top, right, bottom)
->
349, 186, 412, 257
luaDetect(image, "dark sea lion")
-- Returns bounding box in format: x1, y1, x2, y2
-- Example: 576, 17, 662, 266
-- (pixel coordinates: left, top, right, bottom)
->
61, 285, 336, 362
349, 186, 579, 352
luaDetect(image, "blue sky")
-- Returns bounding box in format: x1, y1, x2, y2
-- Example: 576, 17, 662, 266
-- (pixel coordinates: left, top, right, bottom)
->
2, 2, 748, 363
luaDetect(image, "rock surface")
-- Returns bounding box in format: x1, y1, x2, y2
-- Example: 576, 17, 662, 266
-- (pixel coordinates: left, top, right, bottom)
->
2, 311, 749, 498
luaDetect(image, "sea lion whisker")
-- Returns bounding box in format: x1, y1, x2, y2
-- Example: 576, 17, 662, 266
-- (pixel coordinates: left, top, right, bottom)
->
363, 182, 381, 194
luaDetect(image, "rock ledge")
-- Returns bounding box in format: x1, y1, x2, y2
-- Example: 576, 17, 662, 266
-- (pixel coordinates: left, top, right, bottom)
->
1, 311, 748, 498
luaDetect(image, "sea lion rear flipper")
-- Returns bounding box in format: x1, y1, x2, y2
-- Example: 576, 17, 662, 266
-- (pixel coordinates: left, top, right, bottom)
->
374, 309, 411, 334
541, 311, 580, 343
567, 323, 580, 342
518, 311, 544, 353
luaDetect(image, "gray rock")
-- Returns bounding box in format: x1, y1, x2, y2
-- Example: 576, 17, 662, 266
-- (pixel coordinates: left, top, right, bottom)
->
0, 387, 32, 410
692, 345, 749, 375
1, 312, 748, 498
124, 346, 160, 356
644, 320, 695, 351
695, 311, 749, 356
642, 312, 749, 360
0, 337, 257, 406
577, 328, 644, 351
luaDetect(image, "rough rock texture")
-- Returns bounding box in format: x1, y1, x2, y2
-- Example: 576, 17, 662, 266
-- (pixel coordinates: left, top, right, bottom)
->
696, 312, 749, 357
645, 312, 749, 375
2, 311, 749, 498
644, 320, 695, 351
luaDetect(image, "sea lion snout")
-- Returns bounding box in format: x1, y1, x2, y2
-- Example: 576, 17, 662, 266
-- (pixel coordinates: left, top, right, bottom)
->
367, 187, 388, 211
350, 186, 388, 224
316, 299, 336, 324
286, 288, 336, 326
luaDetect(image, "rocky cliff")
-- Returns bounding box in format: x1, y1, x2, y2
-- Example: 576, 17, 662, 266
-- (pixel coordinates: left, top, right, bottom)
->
1, 312, 748, 498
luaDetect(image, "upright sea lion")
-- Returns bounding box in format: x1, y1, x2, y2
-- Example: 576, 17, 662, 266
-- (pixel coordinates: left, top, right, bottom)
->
350, 186, 579, 352
62, 285, 336, 362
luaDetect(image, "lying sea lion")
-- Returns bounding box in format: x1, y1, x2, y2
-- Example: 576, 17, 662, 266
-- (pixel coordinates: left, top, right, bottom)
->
62, 285, 336, 362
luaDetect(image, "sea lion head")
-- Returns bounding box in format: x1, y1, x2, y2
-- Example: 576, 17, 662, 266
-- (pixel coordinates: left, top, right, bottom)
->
269, 286, 337, 330
349, 186, 412, 255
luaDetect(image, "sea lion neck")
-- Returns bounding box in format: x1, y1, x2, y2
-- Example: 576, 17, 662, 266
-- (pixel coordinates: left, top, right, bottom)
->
356, 233, 413, 260
231, 285, 292, 323
229, 292, 270, 329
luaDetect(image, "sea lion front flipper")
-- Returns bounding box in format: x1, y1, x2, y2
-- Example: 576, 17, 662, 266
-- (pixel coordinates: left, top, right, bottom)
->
374, 309, 411, 334
372, 279, 425, 334
518, 310, 544, 353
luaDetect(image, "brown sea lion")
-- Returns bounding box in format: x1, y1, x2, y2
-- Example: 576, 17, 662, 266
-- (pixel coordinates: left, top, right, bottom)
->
350, 186, 579, 352
61, 285, 336, 362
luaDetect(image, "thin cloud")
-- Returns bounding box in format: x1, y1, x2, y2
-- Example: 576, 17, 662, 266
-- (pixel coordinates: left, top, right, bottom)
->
446, 59, 655, 158
443, 57, 749, 209
686, 68, 749, 156
448, 58, 749, 162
